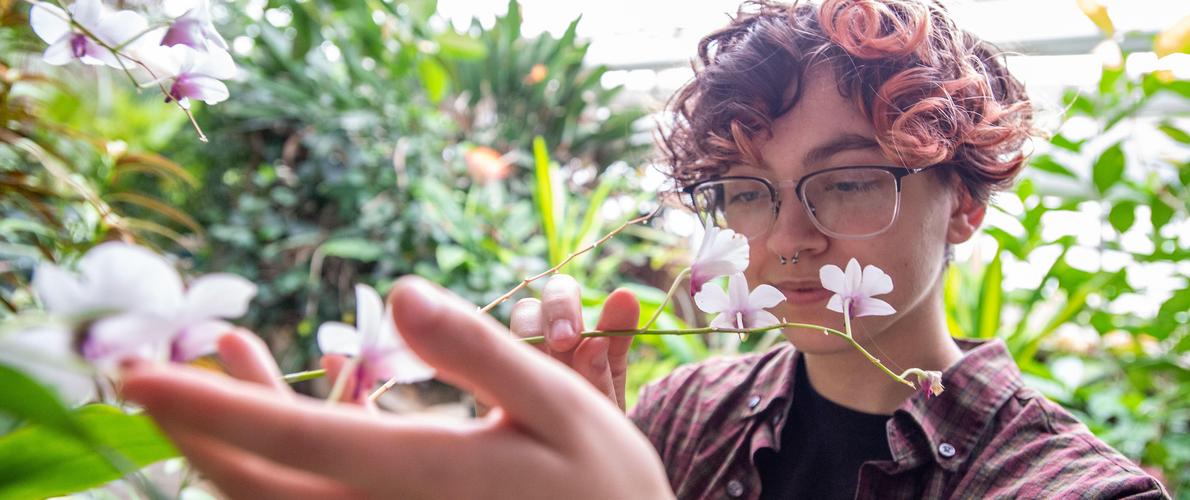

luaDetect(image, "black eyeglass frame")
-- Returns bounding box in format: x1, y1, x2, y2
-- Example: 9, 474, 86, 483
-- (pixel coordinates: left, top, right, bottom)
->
681, 164, 943, 240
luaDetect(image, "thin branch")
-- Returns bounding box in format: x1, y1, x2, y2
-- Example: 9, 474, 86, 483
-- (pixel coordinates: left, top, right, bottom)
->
477, 206, 661, 314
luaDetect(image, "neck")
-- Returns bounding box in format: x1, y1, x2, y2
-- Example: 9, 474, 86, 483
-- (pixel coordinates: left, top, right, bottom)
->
800, 280, 964, 415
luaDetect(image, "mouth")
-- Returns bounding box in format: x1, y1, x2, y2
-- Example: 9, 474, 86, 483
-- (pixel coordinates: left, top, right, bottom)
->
777, 285, 833, 305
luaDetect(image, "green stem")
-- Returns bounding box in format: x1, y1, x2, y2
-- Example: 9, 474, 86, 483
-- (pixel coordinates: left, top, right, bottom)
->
282, 369, 327, 383
843, 300, 915, 390
641, 267, 690, 330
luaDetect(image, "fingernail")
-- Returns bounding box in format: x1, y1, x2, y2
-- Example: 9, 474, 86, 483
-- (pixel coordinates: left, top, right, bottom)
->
549, 321, 575, 347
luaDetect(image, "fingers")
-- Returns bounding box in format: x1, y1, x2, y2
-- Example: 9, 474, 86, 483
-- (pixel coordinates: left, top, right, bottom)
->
320, 355, 371, 408
509, 298, 547, 354
217, 329, 290, 394
571, 337, 617, 403
598, 288, 639, 410
389, 276, 621, 444
121, 362, 466, 489
168, 430, 359, 499
540, 275, 582, 360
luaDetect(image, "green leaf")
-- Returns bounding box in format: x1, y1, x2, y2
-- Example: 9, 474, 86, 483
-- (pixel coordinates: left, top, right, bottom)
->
0, 405, 178, 500
1158, 123, 1190, 144
1092, 144, 1125, 195
1030, 155, 1078, 179
435, 245, 468, 273
0, 365, 86, 442
532, 137, 560, 266
417, 58, 449, 104
1108, 201, 1137, 233
976, 250, 1003, 339
320, 238, 383, 262
1050, 134, 1085, 153
436, 32, 488, 60
1150, 195, 1174, 230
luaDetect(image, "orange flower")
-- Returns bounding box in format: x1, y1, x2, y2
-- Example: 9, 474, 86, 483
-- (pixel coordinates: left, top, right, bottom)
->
465, 146, 512, 183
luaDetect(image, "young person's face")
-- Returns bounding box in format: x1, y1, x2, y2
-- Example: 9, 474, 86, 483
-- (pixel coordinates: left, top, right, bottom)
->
730, 65, 982, 354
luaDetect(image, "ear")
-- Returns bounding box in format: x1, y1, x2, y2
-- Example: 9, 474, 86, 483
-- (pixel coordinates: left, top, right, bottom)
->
946, 184, 985, 245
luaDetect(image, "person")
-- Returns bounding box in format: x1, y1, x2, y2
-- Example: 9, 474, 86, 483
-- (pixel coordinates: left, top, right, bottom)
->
121, 0, 1170, 498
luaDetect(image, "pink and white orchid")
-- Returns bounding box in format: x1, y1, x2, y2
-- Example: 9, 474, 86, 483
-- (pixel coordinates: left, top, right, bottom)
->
819, 258, 895, 318
905, 369, 945, 399
160, 0, 228, 52
317, 285, 436, 397
694, 273, 786, 331
30, 0, 149, 67
0, 326, 97, 404
31, 242, 257, 370
139, 44, 236, 109
690, 218, 750, 296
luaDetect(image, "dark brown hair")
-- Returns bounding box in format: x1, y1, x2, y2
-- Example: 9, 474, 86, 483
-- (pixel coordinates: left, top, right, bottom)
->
658, 0, 1035, 203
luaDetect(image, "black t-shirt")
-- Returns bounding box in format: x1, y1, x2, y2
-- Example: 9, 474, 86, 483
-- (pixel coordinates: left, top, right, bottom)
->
755, 356, 893, 500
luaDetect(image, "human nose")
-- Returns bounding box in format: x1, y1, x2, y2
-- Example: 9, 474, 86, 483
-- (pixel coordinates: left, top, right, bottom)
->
764, 186, 828, 260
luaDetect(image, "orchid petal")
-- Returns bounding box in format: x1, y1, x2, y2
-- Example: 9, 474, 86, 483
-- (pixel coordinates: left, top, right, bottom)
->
183, 274, 257, 320
94, 10, 149, 46
819, 264, 845, 294
30, 2, 70, 44
70, 0, 103, 27
317, 322, 361, 357
693, 281, 730, 314
172, 320, 231, 362
32, 263, 84, 315
194, 47, 236, 79
42, 39, 75, 65
87, 313, 171, 366
750, 310, 781, 330
79, 242, 185, 317
354, 284, 384, 348
859, 264, 893, 297
0, 326, 97, 404
826, 294, 844, 315
854, 297, 896, 317
726, 274, 751, 308
709, 312, 736, 330
748, 284, 786, 310
844, 258, 862, 294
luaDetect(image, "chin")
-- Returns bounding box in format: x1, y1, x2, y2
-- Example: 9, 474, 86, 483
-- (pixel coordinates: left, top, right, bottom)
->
783, 327, 856, 355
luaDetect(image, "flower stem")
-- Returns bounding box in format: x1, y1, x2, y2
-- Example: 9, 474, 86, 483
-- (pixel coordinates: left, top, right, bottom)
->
325, 358, 358, 405
641, 267, 690, 330
282, 368, 326, 383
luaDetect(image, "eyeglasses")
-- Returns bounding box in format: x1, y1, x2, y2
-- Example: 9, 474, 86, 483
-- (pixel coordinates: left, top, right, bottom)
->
682, 165, 940, 240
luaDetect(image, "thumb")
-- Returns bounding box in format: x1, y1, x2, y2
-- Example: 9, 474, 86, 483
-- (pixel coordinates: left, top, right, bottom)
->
388, 276, 620, 442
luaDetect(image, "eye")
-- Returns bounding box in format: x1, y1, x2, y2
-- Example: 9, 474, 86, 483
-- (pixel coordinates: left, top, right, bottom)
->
826, 180, 880, 193
728, 190, 763, 204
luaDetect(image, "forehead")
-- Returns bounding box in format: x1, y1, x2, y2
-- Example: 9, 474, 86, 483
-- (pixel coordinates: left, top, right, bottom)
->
753, 65, 883, 177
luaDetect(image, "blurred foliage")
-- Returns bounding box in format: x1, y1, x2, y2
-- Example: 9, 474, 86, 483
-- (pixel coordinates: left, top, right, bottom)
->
944, 60, 1190, 496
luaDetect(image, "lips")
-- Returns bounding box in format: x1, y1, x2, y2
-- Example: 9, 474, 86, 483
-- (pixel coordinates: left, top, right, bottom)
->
776, 284, 833, 305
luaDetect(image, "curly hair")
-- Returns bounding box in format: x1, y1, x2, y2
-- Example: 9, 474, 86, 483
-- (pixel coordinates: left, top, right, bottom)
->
658, 0, 1035, 203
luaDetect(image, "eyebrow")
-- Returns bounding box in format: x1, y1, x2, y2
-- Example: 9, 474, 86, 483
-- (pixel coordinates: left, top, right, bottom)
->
802, 133, 881, 167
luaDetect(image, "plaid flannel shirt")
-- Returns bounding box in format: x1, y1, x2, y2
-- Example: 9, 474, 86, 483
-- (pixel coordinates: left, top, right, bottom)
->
629, 338, 1170, 499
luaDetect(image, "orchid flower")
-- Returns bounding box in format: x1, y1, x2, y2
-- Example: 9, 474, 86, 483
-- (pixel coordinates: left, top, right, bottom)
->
819, 258, 895, 319
0, 326, 97, 404
317, 285, 436, 398
140, 44, 236, 109
690, 218, 749, 296
30, 0, 149, 67
904, 368, 945, 399
31, 242, 257, 370
694, 273, 786, 331
160, 0, 229, 52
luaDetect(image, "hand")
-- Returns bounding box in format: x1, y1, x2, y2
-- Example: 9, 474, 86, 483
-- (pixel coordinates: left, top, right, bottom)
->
509, 275, 638, 411
120, 277, 673, 500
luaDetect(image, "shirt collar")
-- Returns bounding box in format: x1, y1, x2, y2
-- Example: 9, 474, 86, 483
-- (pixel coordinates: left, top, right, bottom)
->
888, 337, 1023, 472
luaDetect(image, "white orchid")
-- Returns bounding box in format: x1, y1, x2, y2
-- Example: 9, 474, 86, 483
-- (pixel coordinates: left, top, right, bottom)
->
819, 258, 895, 318
139, 44, 237, 109
32, 242, 257, 370
160, 0, 228, 52
318, 285, 436, 396
690, 218, 750, 296
0, 326, 97, 404
30, 0, 150, 67
694, 273, 785, 331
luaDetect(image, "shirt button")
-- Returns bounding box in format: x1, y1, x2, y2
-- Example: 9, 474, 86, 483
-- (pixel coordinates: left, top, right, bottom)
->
939, 443, 957, 458
726, 479, 745, 497
746, 395, 761, 409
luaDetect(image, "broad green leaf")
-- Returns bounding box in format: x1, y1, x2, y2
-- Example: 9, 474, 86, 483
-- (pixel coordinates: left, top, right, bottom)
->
1158, 123, 1190, 144
435, 245, 468, 273
976, 250, 1003, 339
320, 238, 383, 262
0, 405, 178, 500
1150, 195, 1175, 230
532, 137, 560, 266
417, 58, 449, 104
1092, 144, 1125, 194
1107, 201, 1137, 233
436, 32, 488, 60
1030, 155, 1078, 179
0, 365, 86, 442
